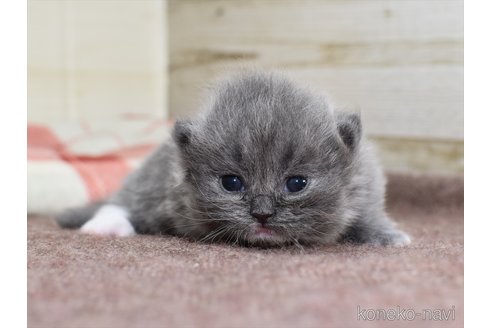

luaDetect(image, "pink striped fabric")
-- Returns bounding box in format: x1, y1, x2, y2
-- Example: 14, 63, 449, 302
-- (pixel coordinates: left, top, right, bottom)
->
27, 119, 171, 214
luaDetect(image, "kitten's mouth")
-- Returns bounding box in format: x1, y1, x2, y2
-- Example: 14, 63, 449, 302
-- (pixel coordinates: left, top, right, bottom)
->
248, 224, 284, 244
254, 225, 275, 237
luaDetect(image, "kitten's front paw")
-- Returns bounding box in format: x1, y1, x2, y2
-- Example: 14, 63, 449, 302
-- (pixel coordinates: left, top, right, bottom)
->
371, 229, 411, 247
80, 204, 135, 237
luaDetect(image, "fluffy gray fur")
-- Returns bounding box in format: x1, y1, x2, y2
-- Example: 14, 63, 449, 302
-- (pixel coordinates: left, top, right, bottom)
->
57, 71, 410, 247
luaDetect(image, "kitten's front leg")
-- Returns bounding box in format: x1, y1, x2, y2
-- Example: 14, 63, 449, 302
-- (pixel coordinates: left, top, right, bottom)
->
80, 204, 136, 237
339, 217, 411, 247
367, 228, 411, 247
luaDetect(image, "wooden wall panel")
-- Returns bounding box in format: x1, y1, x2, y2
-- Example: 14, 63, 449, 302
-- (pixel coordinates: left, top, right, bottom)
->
28, 0, 168, 123
168, 0, 463, 172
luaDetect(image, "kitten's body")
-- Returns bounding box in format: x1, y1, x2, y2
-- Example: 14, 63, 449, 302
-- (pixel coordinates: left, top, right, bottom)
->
57, 72, 410, 247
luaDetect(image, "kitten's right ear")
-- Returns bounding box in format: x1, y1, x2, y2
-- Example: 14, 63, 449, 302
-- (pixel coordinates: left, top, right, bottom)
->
335, 111, 362, 151
173, 120, 193, 149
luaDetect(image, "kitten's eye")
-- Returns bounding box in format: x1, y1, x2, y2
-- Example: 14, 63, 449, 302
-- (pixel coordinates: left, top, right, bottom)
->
285, 176, 308, 193
221, 175, 245, 192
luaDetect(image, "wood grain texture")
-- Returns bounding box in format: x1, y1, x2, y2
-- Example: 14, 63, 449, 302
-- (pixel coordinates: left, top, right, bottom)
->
28, 0, 168, 123
169, 0, 463, 138
371, 137, 463, 174
168, 0, 463, 172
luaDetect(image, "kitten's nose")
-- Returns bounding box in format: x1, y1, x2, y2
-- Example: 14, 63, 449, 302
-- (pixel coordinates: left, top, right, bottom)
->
250, 195, 275, 225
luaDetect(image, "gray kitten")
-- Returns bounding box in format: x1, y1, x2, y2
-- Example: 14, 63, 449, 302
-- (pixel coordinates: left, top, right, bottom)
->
57, 72, 410, 247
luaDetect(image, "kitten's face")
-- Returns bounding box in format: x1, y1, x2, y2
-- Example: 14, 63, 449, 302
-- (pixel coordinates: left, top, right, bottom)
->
174, 73, 361, 246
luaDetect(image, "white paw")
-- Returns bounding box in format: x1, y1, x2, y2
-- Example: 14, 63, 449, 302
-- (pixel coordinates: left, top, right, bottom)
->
386, 231, 412, 247
80, 204, 135, 237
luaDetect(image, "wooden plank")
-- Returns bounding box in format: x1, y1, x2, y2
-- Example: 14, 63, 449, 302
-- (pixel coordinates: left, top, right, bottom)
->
169, 66, 463, 140
28, 0, 68, 122
170, 0, 463, 45
371, 137, 463, 173
28, 0, 168, 123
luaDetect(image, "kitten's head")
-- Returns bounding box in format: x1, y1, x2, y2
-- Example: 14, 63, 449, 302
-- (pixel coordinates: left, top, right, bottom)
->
173, 72, 362, 246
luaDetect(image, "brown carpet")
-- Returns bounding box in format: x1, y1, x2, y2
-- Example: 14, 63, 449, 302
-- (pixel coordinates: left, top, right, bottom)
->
28, 172, 463, 328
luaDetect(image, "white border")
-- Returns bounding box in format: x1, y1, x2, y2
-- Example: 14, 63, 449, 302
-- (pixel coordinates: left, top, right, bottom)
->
0, 0, 27, 327
465, 1, 492, 327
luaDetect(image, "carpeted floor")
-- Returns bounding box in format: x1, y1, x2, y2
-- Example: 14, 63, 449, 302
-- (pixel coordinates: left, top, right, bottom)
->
28, 173, 463, 328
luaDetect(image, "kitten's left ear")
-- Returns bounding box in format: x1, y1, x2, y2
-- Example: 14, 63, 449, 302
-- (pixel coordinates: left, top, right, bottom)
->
335, 112, 362, 151
173, 120, 193, 149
